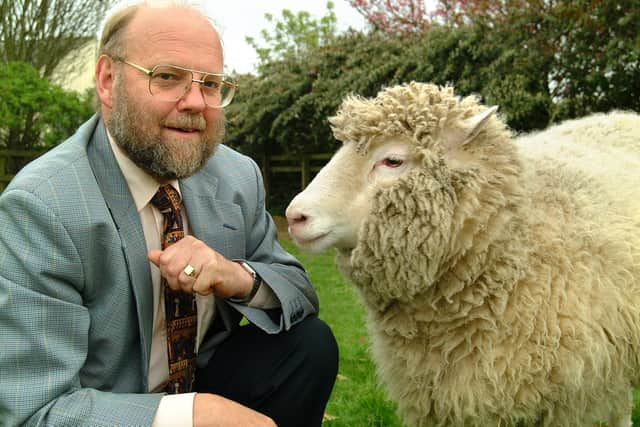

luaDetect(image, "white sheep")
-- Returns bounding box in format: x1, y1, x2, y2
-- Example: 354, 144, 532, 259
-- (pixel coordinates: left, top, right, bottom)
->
285, 82, 640, 427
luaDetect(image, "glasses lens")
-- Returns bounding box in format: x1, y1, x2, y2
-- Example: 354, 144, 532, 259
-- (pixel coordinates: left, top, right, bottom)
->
201, 75, 236, 108
149, 65, 191, 101
148, 65, 236, 108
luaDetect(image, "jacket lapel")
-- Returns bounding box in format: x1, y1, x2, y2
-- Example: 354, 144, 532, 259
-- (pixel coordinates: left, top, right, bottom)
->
180, 169, 225, 254
181, 167, 242, 335
86, 118, 154, 383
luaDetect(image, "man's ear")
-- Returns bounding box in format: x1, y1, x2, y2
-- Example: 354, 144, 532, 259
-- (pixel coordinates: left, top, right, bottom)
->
95, 54, 115, 109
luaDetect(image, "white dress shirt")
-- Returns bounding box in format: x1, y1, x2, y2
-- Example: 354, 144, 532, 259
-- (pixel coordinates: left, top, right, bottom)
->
107, 132, 276, 426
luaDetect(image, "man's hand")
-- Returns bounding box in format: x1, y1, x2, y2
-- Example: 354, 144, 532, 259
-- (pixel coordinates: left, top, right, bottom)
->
193, 393, 277, 427
148, 236, 254, 299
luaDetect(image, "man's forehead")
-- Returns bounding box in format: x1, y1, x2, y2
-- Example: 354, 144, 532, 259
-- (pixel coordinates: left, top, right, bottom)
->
125, 6, 223, 70
129, 6, 217, 39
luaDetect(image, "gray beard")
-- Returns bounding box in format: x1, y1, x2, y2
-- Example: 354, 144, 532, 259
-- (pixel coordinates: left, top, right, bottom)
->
106, 83, 224, 180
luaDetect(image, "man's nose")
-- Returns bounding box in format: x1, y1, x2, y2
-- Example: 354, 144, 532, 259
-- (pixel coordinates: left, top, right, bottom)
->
177, 81, 207, 111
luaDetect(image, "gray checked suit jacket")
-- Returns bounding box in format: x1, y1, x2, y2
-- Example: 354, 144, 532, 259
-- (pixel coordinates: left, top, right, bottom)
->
0, 115, 318, 426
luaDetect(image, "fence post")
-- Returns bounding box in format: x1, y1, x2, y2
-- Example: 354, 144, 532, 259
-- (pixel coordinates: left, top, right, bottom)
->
301, 154, 310, 190
0, 155, 5, 192
0, 149, 48, 192
261, 152, 271, 203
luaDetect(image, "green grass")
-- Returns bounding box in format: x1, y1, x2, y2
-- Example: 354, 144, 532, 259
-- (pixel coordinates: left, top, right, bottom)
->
281, 239, 640, 426
281, 240, 406, 426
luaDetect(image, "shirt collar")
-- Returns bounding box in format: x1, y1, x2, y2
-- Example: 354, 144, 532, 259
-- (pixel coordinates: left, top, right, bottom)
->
106, 128, 181, 212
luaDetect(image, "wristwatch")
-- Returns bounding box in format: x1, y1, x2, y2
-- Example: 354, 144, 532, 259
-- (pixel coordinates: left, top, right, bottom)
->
230, 261, 262, 303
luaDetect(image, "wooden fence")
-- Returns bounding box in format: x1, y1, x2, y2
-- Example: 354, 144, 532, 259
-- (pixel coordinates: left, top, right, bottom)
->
0, 149, 332, 195
0, 149, 47, 191
258, 152, 332, 199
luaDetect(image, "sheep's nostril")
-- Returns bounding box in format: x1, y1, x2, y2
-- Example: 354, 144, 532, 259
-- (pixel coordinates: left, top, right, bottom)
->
287, 212, 308, 227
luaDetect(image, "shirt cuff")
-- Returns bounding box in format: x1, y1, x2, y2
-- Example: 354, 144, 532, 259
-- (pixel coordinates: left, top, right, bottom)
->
248, 282, 279, 308
151, 392, 196, 427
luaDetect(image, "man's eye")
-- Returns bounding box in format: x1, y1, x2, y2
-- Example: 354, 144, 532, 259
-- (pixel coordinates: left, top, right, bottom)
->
203, 80, 221, 89
156, 72, 178, 81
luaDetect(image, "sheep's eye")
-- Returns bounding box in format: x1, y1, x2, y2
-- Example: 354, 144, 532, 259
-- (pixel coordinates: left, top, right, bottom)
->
382, 157, 404, 168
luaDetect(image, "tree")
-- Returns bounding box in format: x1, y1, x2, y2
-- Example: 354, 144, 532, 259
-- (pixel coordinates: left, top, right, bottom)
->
0, 0, 112, 79
351, 0, 639, 121
0, 61, 94, 172
433, 0, 512, 26
0, 0, 111, 160
245, 2, 337, 72
229, 1, 342, 205
349, 0, 520, 33
349, 0, 431, 34
549, 0, 640, 119
228, 0, 638, 209
226, 26, 507, 210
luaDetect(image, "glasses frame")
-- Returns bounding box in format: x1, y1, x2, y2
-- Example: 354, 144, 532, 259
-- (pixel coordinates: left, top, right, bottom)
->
112, 57, 238, 108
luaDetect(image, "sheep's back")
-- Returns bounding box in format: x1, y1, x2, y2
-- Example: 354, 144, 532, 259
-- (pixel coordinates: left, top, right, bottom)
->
515, 111, 640, 226
511, 110, 640, 384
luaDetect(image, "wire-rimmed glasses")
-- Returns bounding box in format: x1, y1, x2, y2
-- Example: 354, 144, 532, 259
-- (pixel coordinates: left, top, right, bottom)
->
113, 57, 237, 108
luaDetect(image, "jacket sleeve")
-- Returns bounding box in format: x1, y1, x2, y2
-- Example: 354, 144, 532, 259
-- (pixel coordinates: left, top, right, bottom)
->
0, 188, 162, 427
226, 158, 319, 333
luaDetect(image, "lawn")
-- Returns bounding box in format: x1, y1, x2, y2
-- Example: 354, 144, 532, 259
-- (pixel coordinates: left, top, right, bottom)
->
280, 238, 640, 427
280, 239, 405, 426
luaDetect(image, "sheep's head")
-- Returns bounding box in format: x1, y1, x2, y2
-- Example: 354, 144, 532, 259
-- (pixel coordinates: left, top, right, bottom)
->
286, 83, 520, 301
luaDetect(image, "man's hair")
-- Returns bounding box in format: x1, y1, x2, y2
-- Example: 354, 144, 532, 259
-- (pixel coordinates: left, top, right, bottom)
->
98, 0, 218, 58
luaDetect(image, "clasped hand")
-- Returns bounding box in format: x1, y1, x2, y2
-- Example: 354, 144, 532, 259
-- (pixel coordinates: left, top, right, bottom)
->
148, 236, 253, 299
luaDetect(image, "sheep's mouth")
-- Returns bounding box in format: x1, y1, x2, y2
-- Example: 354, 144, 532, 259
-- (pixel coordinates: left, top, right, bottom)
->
289, 230, 331, 252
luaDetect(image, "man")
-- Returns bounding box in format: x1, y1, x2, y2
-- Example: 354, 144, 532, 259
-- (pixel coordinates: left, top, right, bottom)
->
0, 1, 338, 426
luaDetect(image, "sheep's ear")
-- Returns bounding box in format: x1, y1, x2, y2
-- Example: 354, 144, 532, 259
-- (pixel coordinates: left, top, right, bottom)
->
460, 106, 498, 146
440, 106, 498, 153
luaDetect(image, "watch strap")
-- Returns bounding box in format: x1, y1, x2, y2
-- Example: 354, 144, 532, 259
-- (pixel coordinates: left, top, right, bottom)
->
230, 261, 262, 303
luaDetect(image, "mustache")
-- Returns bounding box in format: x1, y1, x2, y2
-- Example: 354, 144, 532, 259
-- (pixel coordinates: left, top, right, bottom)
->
163, 115, 206, 131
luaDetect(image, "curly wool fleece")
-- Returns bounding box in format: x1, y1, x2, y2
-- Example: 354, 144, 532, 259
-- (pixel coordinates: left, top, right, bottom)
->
331, 83, 640, 427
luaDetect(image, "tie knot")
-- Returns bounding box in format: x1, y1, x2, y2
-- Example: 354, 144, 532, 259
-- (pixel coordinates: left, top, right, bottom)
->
150, 184, 181, 214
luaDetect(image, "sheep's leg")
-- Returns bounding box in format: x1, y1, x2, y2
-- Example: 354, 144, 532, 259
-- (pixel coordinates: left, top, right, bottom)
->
608, 387, 634, 427
609, 411, 632, 427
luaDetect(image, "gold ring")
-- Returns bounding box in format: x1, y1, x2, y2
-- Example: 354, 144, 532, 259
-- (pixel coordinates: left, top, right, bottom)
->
183, 264, 196, 277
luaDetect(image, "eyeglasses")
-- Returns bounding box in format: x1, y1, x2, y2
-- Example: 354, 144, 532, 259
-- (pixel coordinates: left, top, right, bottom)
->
113, 58, 237, 108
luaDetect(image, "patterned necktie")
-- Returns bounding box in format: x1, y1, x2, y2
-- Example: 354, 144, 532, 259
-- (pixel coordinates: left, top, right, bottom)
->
150, 184, 197, 394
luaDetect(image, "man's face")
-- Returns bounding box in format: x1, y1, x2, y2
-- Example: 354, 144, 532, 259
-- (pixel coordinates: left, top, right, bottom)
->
104, 6, 227, 180
107, 74, 224, 180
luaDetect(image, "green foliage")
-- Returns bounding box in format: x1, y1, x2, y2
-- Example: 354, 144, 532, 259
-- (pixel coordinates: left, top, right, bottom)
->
0, 0, 107, 176
228, 1, 637, 207
39, 87, 95, 148
0, 61, 94, 151
246, 2, 338, 71
456, 0, 640, 122
549, 0, 640, 120
230, 1, 638, 153
228, 26, 509, 157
